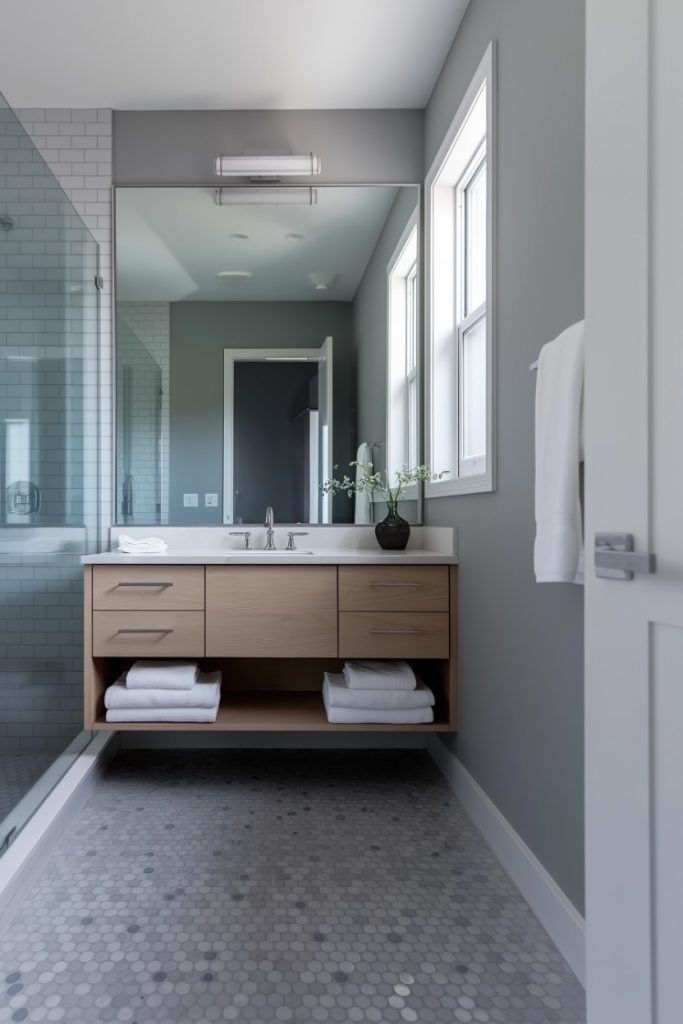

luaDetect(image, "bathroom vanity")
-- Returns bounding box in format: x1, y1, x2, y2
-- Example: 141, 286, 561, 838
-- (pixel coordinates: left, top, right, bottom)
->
82, 531, 458, 732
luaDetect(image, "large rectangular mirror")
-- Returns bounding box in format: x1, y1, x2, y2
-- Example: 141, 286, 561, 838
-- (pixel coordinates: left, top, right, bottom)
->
114, 184, 421, 525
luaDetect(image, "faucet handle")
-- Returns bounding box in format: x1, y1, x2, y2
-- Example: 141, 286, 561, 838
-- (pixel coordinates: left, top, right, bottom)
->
229, 530, 252, 550
286, 531, 309, 551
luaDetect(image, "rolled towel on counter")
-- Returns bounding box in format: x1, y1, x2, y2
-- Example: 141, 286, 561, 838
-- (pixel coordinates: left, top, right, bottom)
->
117, 534, 168, 554
105, 671, 221, 710
323, 673, 433, 711
126, 660, 199, 690
106, 705, 219, 724
342, 660, 416, 691
322, 689, 433, 725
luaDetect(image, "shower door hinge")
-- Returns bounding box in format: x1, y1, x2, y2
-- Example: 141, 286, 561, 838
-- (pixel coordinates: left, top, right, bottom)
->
95, 274, 104, 291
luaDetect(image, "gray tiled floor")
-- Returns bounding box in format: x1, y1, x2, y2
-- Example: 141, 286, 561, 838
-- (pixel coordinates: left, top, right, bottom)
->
0, 751, 585, 1023
0, 753, 55, 826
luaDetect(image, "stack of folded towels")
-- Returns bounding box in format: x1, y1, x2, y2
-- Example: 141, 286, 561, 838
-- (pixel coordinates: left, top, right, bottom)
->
105, 660, 221, 723
116, 535, 168, 554
323, 660, 434, 724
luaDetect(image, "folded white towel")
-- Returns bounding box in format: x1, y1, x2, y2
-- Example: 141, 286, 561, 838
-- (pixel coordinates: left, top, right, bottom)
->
322, 688, 433, 725
534, 320, 585, 584
126, 660, 199, 690
105, 671, 221, 710
117, 534, 168, 554
343, 660, 416, 691
106, 705, 219, 723
323, 673, 433, 710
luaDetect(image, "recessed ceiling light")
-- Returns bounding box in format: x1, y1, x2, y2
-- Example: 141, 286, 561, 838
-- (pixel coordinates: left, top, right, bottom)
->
217, 270, 252, 278
285, 232, 306, 241
229, 233, 249, 241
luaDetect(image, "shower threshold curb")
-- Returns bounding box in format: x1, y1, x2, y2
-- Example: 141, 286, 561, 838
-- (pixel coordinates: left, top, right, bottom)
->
0, 731, 117, 931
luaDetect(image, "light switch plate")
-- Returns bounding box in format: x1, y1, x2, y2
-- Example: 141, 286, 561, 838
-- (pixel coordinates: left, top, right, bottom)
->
204, 493, 219, 507
183, 493, 198, 508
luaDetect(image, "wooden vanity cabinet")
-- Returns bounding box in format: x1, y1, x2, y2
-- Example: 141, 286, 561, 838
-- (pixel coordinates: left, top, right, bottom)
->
84, 562, 458, 732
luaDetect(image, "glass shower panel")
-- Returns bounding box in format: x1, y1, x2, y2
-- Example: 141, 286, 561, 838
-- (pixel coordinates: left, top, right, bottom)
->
0, 91, 99, 849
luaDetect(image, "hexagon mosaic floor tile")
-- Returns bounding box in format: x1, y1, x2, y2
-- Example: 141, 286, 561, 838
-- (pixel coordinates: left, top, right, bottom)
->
0, 750, 586, 1023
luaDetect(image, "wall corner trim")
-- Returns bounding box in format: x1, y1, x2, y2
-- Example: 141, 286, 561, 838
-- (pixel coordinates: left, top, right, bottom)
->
426, 736, 585, 987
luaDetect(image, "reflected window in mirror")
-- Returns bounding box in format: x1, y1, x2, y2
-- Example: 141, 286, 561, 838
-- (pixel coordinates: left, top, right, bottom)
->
114, 184, 422, 526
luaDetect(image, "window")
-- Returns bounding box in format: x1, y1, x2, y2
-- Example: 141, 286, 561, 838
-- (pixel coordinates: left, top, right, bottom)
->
387, 214, 419, 484
426, 44, 494, 495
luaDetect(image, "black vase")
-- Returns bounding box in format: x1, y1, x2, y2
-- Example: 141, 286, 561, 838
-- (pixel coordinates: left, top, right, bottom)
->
375, 506, 410, 550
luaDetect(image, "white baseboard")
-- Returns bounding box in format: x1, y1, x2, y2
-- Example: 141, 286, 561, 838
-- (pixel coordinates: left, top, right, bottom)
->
0, 731, 118, 932
426, 735, 585, 986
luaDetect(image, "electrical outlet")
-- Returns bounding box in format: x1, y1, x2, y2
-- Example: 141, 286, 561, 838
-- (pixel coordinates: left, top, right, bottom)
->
183, 493, 198, 508
204, 493, 219, 507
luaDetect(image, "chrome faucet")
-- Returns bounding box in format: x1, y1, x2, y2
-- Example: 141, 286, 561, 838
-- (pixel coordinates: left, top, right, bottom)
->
264, 505, 276, 550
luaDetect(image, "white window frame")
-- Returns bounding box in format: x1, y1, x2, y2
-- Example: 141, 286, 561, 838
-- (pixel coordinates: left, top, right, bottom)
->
386, 210, 419, 501
425, 42, 496, 498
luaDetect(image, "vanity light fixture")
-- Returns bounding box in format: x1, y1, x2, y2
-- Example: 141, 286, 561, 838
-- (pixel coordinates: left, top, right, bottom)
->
213, 187, 317, 207
214, 154, 322, 178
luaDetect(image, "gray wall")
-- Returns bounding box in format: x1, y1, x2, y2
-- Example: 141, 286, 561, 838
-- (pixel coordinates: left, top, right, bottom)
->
113, 110, 423, 185
169, 301, 354, 523
352, 188, 419, 459
425, 0, 585, 912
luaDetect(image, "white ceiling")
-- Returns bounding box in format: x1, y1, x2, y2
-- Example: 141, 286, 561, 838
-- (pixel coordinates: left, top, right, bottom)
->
116, 186, 411, 302
1, 0, 468, 110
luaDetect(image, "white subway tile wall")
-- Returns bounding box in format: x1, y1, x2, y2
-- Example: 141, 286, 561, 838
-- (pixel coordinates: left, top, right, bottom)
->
116, 302, 170, 523
0, 107, 112, 754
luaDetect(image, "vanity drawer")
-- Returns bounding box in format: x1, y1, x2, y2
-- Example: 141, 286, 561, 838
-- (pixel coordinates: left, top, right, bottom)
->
93, 566, 205, 611
339, 612, 450, 659
92, 611, 205, 657
205, 566, 338, 657
338, 565, 449, 612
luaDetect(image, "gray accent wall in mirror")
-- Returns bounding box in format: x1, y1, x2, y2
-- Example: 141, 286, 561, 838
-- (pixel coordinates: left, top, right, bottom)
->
114, 185, 421, 525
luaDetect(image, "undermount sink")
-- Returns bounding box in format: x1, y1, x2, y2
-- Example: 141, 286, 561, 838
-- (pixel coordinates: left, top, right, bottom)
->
227, 548, 315, 556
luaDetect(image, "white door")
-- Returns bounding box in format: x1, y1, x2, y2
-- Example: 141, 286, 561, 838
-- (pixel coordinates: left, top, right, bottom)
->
585, 1, 683, 1021
318, 336, 333, 523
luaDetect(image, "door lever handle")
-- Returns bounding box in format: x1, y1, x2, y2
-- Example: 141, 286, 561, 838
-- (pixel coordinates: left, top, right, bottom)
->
594, 533, 656, 580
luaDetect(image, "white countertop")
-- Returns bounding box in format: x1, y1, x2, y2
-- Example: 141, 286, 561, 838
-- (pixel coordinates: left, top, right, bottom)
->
82, 525, 458, 565
82, 548, 457, 565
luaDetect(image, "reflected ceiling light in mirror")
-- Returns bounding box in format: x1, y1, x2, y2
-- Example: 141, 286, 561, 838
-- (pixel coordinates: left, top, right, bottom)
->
228, 233, 249, 241
308, 271, 337, 291
285, 232, 306, 241
214, 154, 322, 177
216, 270, 253, 287
213, 187, 317, 207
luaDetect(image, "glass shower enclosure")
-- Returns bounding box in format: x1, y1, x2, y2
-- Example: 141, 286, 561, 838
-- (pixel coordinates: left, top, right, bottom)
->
0, 92, 99, 851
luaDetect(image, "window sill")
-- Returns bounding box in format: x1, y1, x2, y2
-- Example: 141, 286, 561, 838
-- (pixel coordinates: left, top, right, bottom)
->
425, 473, 493, 499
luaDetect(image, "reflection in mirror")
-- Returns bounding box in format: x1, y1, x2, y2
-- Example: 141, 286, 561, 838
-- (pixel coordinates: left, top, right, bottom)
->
115, 185, 420, 525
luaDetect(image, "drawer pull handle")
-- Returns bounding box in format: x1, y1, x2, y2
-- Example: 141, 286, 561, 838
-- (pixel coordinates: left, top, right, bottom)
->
116, 581, 173, 588
369, 627, 424, 636
116, 628, 174, 635
369, 581, 423, 588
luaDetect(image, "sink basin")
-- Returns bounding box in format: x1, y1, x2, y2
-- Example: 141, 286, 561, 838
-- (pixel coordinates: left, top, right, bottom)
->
226, 549, 315, 557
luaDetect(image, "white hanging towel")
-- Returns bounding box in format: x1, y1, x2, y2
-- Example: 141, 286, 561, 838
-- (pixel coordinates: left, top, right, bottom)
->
534, 320, 585, 584
354, 442, 372, 525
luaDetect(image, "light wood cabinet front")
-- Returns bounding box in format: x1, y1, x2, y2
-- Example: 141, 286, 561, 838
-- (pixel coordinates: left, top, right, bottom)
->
206, 566, 338, 657
338, 565, 449, 612
93, 611, 206, 657
339, 611, 450, 659
93, 565, 204, 611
